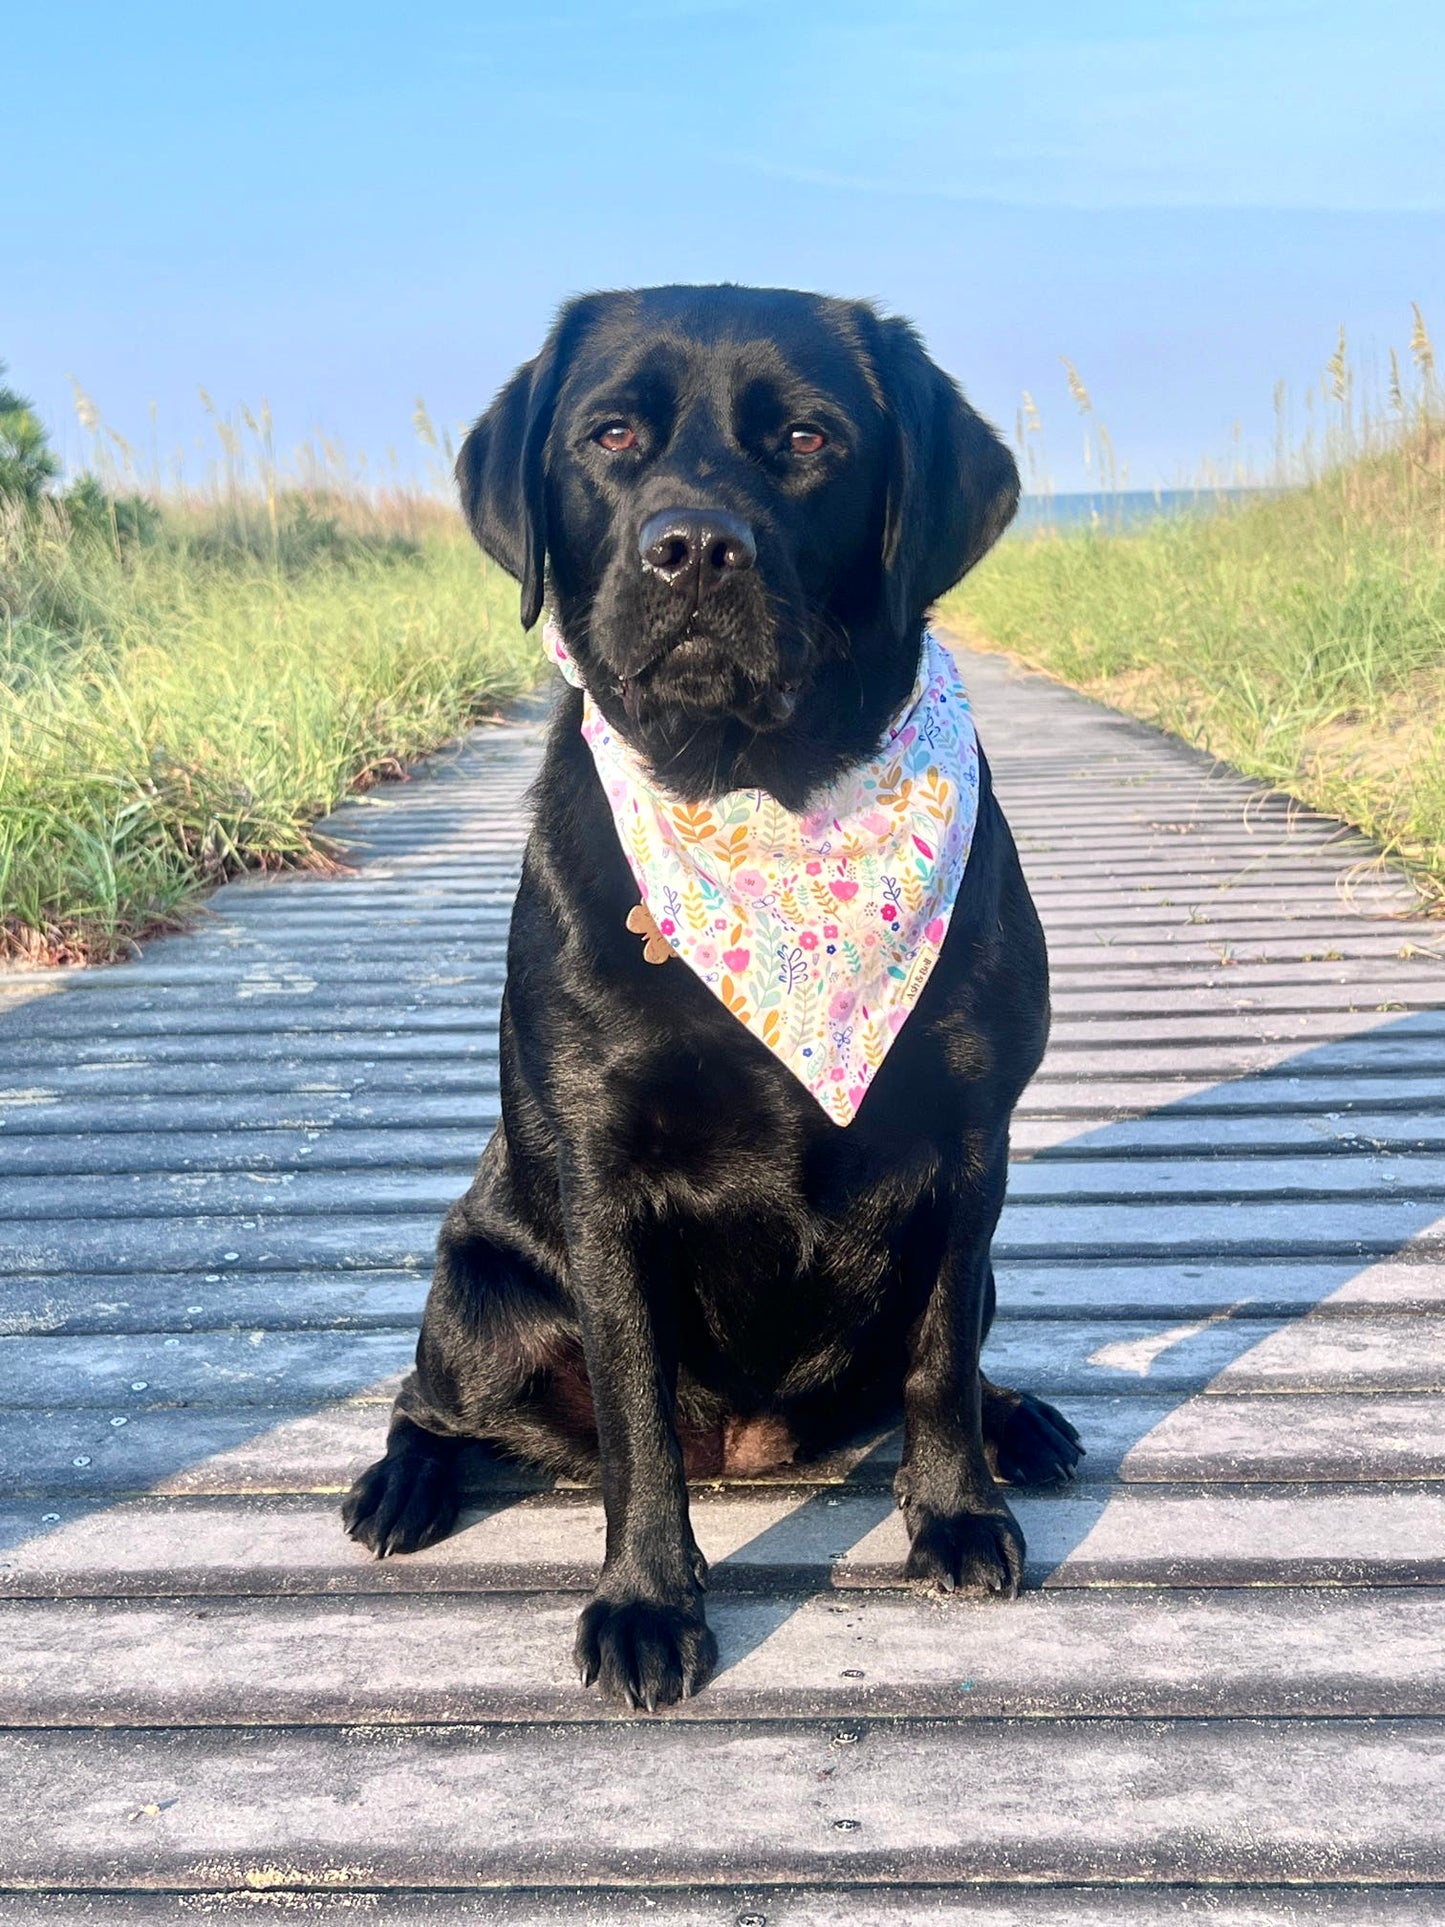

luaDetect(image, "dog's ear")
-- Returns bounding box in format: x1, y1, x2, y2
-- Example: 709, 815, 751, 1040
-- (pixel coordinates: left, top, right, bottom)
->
455, 296, 600, 631
865, 312, 1020, 638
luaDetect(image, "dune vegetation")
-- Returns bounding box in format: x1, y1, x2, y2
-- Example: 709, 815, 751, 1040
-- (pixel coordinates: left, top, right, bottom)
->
943, 314, 1445, 905
0, 387, 538, 965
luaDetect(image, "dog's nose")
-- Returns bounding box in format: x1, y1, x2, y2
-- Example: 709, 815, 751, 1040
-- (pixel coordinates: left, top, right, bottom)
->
638, 509, 756, 597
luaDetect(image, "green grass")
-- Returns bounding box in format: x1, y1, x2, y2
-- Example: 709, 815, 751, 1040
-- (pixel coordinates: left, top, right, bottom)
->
942, 424, 1445, 904
1, 494, 540, 964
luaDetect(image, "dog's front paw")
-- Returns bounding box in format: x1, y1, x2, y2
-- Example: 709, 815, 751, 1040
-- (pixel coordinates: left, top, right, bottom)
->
342, 1443, 459, 1558
903, 1503, 1025, 1599
574, 1594, 718, 1711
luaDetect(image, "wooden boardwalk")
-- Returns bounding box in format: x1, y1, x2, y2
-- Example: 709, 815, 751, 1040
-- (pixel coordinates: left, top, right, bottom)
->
2, 641, 1444, 1921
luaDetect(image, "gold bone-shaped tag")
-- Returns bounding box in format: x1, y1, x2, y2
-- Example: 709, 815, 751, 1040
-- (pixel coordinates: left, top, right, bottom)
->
626, 902, 673, 964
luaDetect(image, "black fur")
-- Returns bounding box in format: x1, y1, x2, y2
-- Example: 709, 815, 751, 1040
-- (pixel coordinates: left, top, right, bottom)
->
344, 285, 1081, 1710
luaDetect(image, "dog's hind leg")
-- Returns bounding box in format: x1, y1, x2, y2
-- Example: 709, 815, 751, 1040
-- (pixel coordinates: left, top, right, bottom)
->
341, 1409, 463, 1557
981, 1377, 1084, 1486
973, 1262, 1084, 1487
343, 1141, 593, 1556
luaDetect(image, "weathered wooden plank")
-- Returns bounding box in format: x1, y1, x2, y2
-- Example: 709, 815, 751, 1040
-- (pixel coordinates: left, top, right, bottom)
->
0, 1167, 473, 1219
9, 954, 1432, 999
0, 1060, 499, 1100
6, 1392, 1444, 1500
0, 1214, 441, 1277
0, 1093, 501, 1136
6, 1194, 1443, 1276
0, 1267, 427, 1336
40, 927, 1421, 969
992, 1197, 1445, 1258
0, 1126, 491, 1177
1013, 1113, 1445, 1157
7, 1113, 1444, 1179
0, 1030, 502, 1069
1, 1887, 1438, 1925
3, 983, 1439, 1055
1014, 1073, 1445, 1115
3, 1485, 1443, 1595
1039, 936, 1438, 965
997, 1257, 1445, 1316
3, 1312, 1438, 1415
4, 1588, 1442, 1727
6, 1149, 1440, 1221
4, 1717, 1444, 1888
1030, 1037, 1445, 1076
10, 993, 1441, 1051
1009, 1153, 1445, 1200
84, 879, 1410, 922
9, 1012, 1442, 1080
0, 1328, 414, 1406
1046, 1011, 1445, 1042
4, 1072, 1440, 1141
5, 1256, 1440, 1337
7, 1040, 1445, 1109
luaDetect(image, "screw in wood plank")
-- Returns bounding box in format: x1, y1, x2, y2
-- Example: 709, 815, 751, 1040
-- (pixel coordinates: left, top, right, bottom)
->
831, 1818, 862, 1832
840, 1669, 865, 1678
831, 1728, 862, 1746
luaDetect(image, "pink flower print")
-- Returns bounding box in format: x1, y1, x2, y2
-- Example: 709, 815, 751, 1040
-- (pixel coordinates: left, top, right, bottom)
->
823, 923, 838, 940
879, 902, 898, 922
895, 724, 917, 748
830, 1066, 847, 1083
660, 918, 676, 936
714, 918, 727, 930
861, 810, 891, 836
801, 812, 831, 840
848, 1085, 866, 1109
799, 931, 819, 951
829, 990, 856, 1022
925, 917, 945, 945
864, 931, 879, 948
805, 860, 822, 876
735, 868, 767, 899
694, 941, 719, 969
723, 947, 751, 972
830, 879, 859, 903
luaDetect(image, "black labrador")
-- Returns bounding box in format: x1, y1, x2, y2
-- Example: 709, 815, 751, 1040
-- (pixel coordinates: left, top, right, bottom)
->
343, 284, 1081, 1708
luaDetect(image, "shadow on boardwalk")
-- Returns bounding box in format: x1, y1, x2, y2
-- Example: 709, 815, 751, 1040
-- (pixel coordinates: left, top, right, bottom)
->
3, 1008, 1442, 1647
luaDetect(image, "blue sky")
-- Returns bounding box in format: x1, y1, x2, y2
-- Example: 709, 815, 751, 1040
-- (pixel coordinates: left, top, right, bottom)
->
8, 0, 1444, 492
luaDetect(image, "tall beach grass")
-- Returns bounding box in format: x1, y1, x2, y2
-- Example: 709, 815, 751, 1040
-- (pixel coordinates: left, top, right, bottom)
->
1, 398, 539, 965
944, 312, 1445, 905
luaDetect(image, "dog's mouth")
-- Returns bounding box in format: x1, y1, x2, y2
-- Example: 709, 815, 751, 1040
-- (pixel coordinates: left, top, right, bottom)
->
615, 627, 801, 732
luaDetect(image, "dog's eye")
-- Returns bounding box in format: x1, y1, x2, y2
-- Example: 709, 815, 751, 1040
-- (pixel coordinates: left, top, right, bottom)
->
595, 422, 637, 453
787, 425, 827, 455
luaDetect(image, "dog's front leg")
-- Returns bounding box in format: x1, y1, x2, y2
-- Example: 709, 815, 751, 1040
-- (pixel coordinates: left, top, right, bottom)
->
895, 1180, 1025, 1598
565, 1195, 717, 1710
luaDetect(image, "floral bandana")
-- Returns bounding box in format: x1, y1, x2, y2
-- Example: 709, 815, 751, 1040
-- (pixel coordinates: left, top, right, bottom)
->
544, 619, 980, 1126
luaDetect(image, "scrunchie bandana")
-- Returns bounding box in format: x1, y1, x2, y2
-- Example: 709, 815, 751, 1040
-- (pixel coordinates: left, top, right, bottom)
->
544, 619, 980, 1126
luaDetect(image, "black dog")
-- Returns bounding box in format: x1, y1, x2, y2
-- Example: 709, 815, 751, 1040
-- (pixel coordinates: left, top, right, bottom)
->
344, 285, 1081, 1708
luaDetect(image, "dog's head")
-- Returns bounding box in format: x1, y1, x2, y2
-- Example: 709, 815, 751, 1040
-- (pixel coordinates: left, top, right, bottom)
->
458, 285, 1017, 806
